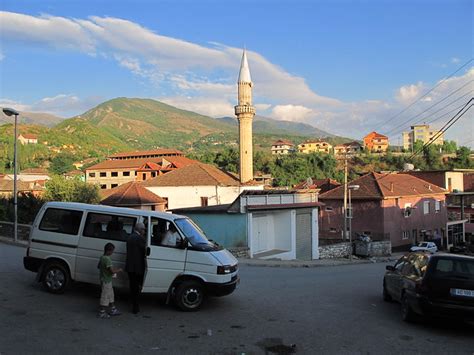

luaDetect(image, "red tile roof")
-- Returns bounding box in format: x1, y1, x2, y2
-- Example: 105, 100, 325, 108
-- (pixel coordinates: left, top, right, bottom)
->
319, 172, 446, 200
100, 181, 166, 206
87, 156, 198, 171
108, 149, 183, 159
272, 139, 294, 146
20, 134, 38, 140
142, 163, 241, 187
294, 178, 341, 192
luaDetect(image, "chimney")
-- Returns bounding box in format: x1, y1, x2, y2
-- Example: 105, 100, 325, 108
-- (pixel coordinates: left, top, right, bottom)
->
390, 182, 394, 192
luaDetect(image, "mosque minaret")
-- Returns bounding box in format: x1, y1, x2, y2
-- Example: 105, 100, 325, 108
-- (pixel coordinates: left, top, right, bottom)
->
234, 49, 256, 183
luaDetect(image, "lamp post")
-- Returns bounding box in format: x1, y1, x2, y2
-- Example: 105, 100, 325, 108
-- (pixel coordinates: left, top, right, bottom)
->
3, 108, 19, 243
348, 184, 360, 260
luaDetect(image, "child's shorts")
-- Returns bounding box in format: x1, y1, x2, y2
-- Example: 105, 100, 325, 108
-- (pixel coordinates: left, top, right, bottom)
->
100, 282, 114, 306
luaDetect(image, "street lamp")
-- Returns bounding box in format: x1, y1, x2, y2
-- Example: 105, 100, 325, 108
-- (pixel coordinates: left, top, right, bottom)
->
3, 107, 19, 243
348, 184, 360, 260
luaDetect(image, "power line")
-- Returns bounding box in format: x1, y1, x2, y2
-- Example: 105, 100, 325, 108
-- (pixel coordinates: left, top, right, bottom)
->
385, 80, 473, 135
410, 99, 473, 158
380, 58, 473, 130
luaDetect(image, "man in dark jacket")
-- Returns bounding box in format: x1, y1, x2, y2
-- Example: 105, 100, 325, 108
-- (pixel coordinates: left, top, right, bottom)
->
126, 222, 146, 314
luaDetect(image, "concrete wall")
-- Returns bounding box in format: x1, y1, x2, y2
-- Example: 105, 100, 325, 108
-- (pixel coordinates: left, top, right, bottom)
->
177, 212, 247, 248
146, 185, 262, 210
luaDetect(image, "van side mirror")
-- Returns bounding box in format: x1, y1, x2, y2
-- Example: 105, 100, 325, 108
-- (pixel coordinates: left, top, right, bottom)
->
177, 238, 188, 249
386, 265, 395, 271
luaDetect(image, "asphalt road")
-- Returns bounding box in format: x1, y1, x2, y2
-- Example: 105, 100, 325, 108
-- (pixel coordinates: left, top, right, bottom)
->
0, 243, 473, 354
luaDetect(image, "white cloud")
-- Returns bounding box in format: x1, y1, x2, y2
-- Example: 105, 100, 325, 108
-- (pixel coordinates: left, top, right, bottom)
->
396, 82, 424, 104
0, 98, 31, 112
451, 57, 460, 64
1, 11, 472, 146
271, 105, 314, 122
159, 96, 235, 118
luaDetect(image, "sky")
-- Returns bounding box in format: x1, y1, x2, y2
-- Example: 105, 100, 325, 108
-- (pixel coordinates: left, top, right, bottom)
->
0, 0, 473, 147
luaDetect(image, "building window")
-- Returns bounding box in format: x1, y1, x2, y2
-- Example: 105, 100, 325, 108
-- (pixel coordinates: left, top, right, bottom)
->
469, 213, 474, 224
162, 197, 168, 210
111, 172, 118, 177
89, 172, 96, 178
330, 228, 337, 233
423, 201, 430, 215
404, 203, 412, 218
123, 171, 130, 177
402, 231, 410, 240
100, 184, 107, 189
100, 172, 106, 177
325, 206, 333, 212
111, 184, 118, 188
201, 197, 209, 207
435, 200, 440, 213
142, 173, 146, 181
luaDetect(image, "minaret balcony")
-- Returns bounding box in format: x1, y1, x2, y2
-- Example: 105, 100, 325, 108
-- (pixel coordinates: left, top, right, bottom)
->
234, 105, 256, 115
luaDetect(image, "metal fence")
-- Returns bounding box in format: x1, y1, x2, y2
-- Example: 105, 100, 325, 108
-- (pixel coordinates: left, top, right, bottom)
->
0, 221, 31, 241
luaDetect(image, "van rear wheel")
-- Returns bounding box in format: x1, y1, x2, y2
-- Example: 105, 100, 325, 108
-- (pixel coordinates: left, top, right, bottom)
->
174, 280, 204, 312
43, 262, 69, 294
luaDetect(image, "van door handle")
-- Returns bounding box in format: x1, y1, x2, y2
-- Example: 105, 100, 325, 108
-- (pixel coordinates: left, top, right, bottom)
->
146, 247, 151, 256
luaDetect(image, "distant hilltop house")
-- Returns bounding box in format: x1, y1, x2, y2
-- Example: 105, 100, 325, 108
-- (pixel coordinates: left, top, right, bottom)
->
298, 140, 333, 154
85, 149, 195, 190
402, 124, 444, 151
363, 131, 389, 153
271, 139, 295, 155
142, 162, 264, 210
17, 133, 38, 145
333, 141, 363, 156
3, 168, 50, 182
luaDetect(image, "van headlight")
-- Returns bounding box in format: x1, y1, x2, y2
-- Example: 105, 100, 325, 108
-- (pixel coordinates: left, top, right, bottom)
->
217, 265, 237, 274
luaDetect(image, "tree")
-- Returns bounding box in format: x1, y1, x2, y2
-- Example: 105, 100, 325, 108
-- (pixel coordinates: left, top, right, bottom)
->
44, 175, 101, 204
450, 146, 473, 169
442, 140, 457, 154
49, 152, 76, 175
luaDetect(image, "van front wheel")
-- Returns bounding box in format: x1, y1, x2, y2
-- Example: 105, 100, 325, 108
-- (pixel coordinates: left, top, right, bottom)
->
174, 281, 204, 312
43, 262, 69, 294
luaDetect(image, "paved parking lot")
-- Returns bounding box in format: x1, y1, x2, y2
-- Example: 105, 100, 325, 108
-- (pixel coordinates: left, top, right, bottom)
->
1, 243, 473, 354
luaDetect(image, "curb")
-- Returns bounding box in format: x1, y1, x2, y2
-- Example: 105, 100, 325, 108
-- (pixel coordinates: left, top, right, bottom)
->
238, 256, 399, 268
0, 236, 28, 248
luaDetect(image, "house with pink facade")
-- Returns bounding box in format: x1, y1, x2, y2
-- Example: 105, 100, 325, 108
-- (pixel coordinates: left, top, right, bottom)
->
319, 172, 448, 251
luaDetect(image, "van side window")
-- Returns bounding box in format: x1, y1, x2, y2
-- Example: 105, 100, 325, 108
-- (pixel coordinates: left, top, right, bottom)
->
39, 208, 83, 235
83, 213, 136, 241
150, 217, 181, 247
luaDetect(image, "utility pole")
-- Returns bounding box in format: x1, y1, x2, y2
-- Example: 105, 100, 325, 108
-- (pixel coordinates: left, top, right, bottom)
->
343, 155, 348, 240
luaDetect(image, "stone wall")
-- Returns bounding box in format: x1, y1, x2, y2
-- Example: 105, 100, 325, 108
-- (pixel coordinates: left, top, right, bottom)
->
229, 247, 250, 259
318, 242, 352, 259
369, 241, 391, 256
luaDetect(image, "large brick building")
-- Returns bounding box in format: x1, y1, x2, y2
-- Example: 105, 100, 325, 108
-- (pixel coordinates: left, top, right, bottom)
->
319, 172, 448, 251
85, 149, 197, 189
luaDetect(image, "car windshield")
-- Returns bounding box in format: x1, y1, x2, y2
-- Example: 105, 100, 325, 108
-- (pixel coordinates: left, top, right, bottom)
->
419, 242, 428, 247
174, 218, 222, 251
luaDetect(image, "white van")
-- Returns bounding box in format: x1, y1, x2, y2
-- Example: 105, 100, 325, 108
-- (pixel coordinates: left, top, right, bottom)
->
23, 202, 239, 311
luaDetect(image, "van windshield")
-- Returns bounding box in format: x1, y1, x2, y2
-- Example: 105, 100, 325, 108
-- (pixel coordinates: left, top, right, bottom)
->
174, 218, 222, 251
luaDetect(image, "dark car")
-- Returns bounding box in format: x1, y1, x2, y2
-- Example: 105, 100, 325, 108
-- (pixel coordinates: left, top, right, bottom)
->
383, 252, 474, 322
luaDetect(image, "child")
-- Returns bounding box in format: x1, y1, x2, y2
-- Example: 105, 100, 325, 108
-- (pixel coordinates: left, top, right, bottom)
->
98, 242, 122, 319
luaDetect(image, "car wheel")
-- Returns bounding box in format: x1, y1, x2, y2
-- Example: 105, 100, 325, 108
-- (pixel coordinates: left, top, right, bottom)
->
174, 280, 204, 312
383, 281, 392, 302
401, 294, 417, 322
43, 262, 69, 294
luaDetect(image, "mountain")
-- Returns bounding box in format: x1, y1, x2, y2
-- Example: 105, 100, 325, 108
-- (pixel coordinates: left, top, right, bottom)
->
216, 115, 334, 137
0, 111, 64, 127
0, 97, 352, 161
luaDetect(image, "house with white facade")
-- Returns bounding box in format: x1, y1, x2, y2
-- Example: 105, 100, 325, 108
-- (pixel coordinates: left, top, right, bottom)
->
173, 190, 322, 260
142, 162, 264, 210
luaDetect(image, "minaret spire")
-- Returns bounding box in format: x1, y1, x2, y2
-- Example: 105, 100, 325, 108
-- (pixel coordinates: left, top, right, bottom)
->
235, 49, 256, 183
